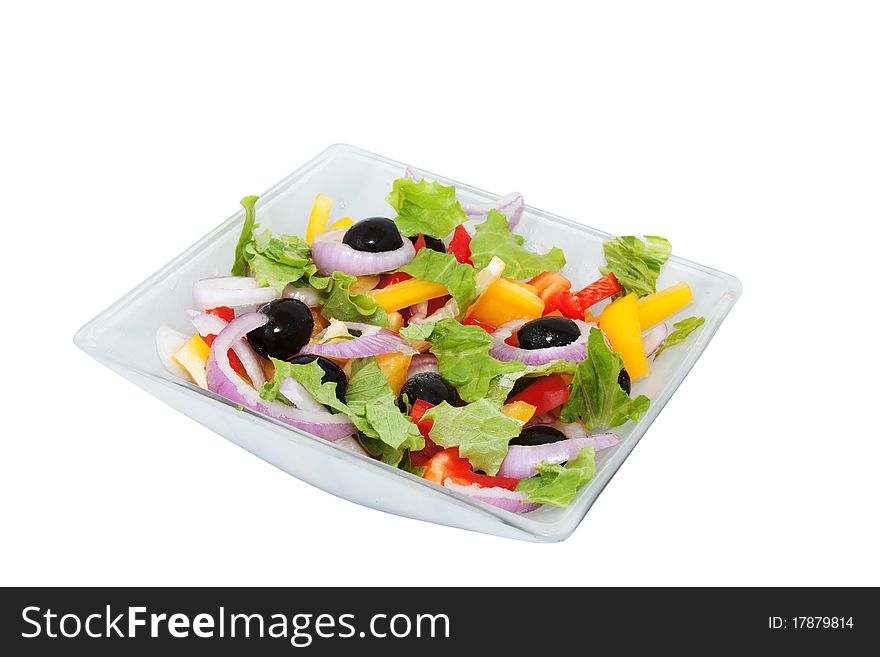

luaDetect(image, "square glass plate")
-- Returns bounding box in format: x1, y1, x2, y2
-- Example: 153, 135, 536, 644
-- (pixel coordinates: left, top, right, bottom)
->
74, 144, 741, 542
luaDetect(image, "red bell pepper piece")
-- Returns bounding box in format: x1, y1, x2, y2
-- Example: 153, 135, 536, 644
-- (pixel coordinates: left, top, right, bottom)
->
206, 306, 235, 323
544, 273, 622, 319
462, 316, 494, 332
203, 334, 248, 380
378, 271, 413, 288
507, 374, 570, 416
408, 399, 443, 466
412, 233, 427, 252
447, 225, 472, 264
422, 448, 520, 490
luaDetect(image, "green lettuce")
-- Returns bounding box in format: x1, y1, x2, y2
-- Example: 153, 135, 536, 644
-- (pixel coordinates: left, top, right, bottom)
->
560, 328, 650, 430
654, 316, 705, 359
423, 399, 525, 475
261, 358, 421, 454
516, 446, 596, 506
485, 359, 578, 405
398, 248, 477, 310
344, 359, 423, 452
319, 271, 388, 327
386, 178, 467, 238
469, 210, 566, 279
402, 320, 522, 402
231, 195, 259, 276
599, 235, 672, 297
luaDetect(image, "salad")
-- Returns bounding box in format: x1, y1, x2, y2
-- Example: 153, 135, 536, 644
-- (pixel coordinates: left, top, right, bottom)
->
156, 170, 704, 514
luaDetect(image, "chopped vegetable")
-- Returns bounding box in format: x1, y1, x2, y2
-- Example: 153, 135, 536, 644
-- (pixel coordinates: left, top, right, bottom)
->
599, 235, 672, 297
507, 374, 570, 416
654, 316, 705, 359
231, 195, 259, 276
368, 277, 448, 313
375, 352, 414, 396
173, 334, 211, 389
560, 328, 650, 431
470, 210, 566, 279
467, 278, 544, 328
422, 448, 520, 490
320, 271, 388, 326
306, 193, 334, 244
501, 400, 537, 423
398, 248, 477, 310
636, 281, 694, 329
446, 224, 473, 264
386, 178, 467, 238
516, 446, 596, 506
599, 293, 649, 380
545, 272, 622, 319
328, 216, 354, 231
423, 399, 525, 475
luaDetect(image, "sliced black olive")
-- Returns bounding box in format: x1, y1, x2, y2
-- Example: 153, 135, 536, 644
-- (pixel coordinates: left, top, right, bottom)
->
287, 354, 348, 402
517, 316, 581, 350
408, 234, 446, 253
342, 217, 404, 253
398, 372, 456, 409
510, 425, 568, 447
618, 368, 631, 395
246, 298, 314, 360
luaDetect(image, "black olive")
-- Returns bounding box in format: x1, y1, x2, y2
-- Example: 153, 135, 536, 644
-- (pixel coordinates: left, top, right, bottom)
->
408, 234, 446, 253
517, 317, 581, 350
342, 217, 404, 253
246, 298, 314, 360
398, 372, 456, 409
618, 368, 631, 395
287, 354, 348, 402
510, 425, 568, 447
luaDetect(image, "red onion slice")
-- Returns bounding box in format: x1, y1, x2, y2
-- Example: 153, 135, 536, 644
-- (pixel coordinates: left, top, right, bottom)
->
312, 228, 416, 276
643, 322, 670, 358
278, 376, 325, 413
156, 326, 190, 379
489, 319, 592, 365
406, 354, 439, 380
498, 437, 593, 480
188, 310, 266, 388
301, 322, 417, 359
443, 480, 540, 514
283, 285, 320, 307
403, 167, 422, 182
192, 276, 280, 310
205, 313, 356, 441
461, 192, 525, 230
552, 421, 621, 450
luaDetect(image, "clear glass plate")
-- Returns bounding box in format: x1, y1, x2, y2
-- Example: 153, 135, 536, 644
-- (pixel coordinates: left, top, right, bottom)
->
74, 144, 741, 542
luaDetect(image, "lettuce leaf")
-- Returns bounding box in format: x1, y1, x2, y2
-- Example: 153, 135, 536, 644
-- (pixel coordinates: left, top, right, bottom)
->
654, 316, 705, 359
599, 235, 672, 297
344, 359, 423, 451
386, 178, 467, 238
516, 446, 596, 506
398, 248, 477, 310
423, 399, 525, 475
469, 210, 566, 279
319, 271, 388, 327
559, 328, 650, 430
261, 358, 421, 453
485, 359, 578, 405
231, 195, 259, 276
402, 319, 523, 402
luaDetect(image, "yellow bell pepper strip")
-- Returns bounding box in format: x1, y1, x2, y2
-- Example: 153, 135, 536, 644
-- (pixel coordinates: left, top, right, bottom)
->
173, 334, 211, 389
368, 278, 448, 313
349, 275, 380, 295
599, 293, 649, 380
375, 352, 413, 397
466, 278, 545, 329
386, 311, 404, 333
636, 281, 694, 329
328, 216, 354, 231
305, 193, 334, 244
501, 400, 537, 423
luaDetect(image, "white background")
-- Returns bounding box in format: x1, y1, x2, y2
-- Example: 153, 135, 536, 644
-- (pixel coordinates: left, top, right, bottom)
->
2, 1, 878, 586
